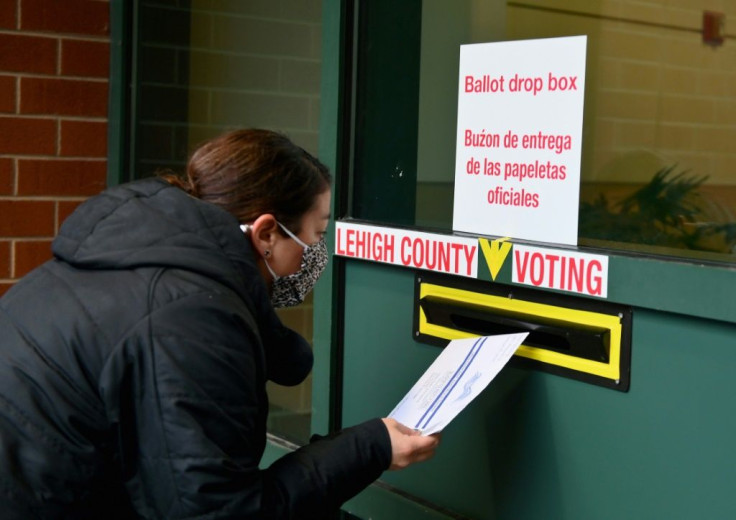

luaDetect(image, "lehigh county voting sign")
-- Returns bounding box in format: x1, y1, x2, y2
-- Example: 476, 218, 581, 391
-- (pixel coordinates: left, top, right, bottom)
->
453, 36, 587, 246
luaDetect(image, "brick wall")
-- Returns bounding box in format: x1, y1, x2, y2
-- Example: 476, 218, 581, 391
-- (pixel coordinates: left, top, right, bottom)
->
0, 0, 109, 296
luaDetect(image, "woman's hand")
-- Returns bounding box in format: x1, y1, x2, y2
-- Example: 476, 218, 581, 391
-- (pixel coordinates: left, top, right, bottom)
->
381, 418, 441, 470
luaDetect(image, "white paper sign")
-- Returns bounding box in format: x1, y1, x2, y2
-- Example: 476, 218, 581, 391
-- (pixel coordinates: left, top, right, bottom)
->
453, 36, 587, 246
389, 333, 528, 435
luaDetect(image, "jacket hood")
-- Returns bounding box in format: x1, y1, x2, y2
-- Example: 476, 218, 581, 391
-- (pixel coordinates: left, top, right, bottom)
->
54, 178, 252, 287
53, 177, 313, 385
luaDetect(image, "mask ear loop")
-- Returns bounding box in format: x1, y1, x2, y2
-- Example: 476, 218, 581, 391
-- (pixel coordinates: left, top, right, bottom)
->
242, 222, 309, 249
276, 221, 309, 249
240, 224, 280, 280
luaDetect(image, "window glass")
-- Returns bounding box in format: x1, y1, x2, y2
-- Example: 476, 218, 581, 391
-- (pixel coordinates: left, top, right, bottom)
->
354, 0, 736, 263
134, 0, 323, 444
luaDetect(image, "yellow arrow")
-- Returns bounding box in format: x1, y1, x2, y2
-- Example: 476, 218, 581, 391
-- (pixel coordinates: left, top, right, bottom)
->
479, 237, 512, 280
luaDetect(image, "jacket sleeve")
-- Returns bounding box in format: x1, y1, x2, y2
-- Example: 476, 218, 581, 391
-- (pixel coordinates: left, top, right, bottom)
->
100, 288, 391, 519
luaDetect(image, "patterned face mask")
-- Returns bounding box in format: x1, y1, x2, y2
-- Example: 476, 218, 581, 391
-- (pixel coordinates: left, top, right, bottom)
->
241, 222, 329, 308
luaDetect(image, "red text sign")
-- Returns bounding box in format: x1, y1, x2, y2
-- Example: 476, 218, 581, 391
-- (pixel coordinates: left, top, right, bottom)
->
512, 244, 608, 297
335, 222, 478, 278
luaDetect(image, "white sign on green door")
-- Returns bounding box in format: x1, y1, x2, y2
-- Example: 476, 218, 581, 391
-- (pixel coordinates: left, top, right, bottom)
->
453, 35, 587, 246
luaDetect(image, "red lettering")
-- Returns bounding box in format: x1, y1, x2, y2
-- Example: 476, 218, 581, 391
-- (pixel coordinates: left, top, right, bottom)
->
546, 254, 559, 286
345, 229, 355, 257
355, 230, 367, 258
512, 247, 606, 297
568, 258, 584, 292
400, 237, 412, 266
384, 234, 395, 263
449, 244, 462, 273
530, 252, 544, 286
463, 245, 476, 276
438, 242, 450, 272
412, 239, 424, 267
369, 233, 380, 261
586, 260, 603, 296
560, 256, 566, 288
464, 76, 474, 92
425, 240, 437, 270
515, 250, 530, 282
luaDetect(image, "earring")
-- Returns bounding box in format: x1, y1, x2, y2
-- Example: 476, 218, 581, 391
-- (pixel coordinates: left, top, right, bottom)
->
264, 250, 271, 258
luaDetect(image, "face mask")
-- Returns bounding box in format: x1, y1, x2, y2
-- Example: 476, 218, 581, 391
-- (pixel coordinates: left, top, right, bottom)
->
241, 222, 329, 308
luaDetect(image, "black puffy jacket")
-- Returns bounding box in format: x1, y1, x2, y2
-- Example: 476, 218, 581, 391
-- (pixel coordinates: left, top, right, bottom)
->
0, 178, 390, 519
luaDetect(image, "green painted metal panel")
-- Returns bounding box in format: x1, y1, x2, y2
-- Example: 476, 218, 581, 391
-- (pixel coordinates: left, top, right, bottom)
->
107, 0, 132, 187
312, 0, 347, 435
340, 260, 736, 519
343, 483, 460, 520
261, 439, 290, 469
605, 254, 735, 324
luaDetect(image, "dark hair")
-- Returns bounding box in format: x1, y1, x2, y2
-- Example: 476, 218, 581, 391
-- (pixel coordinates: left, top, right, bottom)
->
163, 129, 331, 233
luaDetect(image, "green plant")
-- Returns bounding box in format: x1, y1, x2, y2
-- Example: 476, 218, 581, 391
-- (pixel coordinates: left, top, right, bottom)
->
579, 165, 736, 254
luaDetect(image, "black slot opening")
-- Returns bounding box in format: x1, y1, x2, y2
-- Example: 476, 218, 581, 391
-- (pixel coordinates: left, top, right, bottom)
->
451, 314, 572, 352
420, 296, 610, 363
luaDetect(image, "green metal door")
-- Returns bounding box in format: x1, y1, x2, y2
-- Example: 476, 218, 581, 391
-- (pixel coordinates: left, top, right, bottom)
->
316, 1, 736, 519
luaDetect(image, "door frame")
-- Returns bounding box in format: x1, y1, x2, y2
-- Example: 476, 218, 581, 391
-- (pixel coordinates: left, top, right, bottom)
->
316, 0, 736, 516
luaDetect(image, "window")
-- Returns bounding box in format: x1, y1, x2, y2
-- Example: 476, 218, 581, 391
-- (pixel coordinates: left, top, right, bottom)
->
125, 0, 324, 444
351, 0, 736, 264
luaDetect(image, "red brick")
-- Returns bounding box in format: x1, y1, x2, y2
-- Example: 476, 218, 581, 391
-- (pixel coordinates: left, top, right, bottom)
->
0, 75, 16, 113
14, 239, 53, 277
0, 1, 16, 29
0, 241, 10, 278
60, 120, 107, 157
0, 283, 13, 297
20, 77, 108, 117
58, 199, 85, 226
21, 0, 109, 36
18, 159, 106, 196
0, 200, 55, 236
61, 39, 109, 78
0, 158, 13, 194
0, 117, 56, 155
0, 33, 57, 74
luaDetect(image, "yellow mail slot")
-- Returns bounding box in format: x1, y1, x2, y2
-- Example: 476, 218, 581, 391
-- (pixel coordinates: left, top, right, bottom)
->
413, 274, 632, 391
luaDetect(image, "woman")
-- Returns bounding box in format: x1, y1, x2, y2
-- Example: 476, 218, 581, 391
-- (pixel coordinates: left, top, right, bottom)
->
0, 129, 439, 519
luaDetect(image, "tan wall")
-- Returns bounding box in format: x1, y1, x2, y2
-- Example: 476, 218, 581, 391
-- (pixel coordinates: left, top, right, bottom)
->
186, 1, 324, 415
187, 0, 323, 156
509, 0, 736, 186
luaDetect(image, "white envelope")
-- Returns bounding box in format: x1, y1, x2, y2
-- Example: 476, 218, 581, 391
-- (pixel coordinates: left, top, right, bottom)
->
389, 333, 528, 435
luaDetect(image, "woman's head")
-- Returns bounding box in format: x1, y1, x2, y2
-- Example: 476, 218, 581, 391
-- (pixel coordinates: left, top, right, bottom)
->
164, 129, 332, 298
174, 129, 331, 234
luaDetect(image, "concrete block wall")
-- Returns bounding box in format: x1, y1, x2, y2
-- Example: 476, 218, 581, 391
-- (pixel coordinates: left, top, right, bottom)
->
133, 0, 324, 418
594, 1, 736, 184
135, 0, 192, 177
181, 0, 324, 417
186, 0, 323, 155
509, 0, 736, 185
0, 0, 110, 296
183, 0, 325, 418
135, 0, 323, 182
